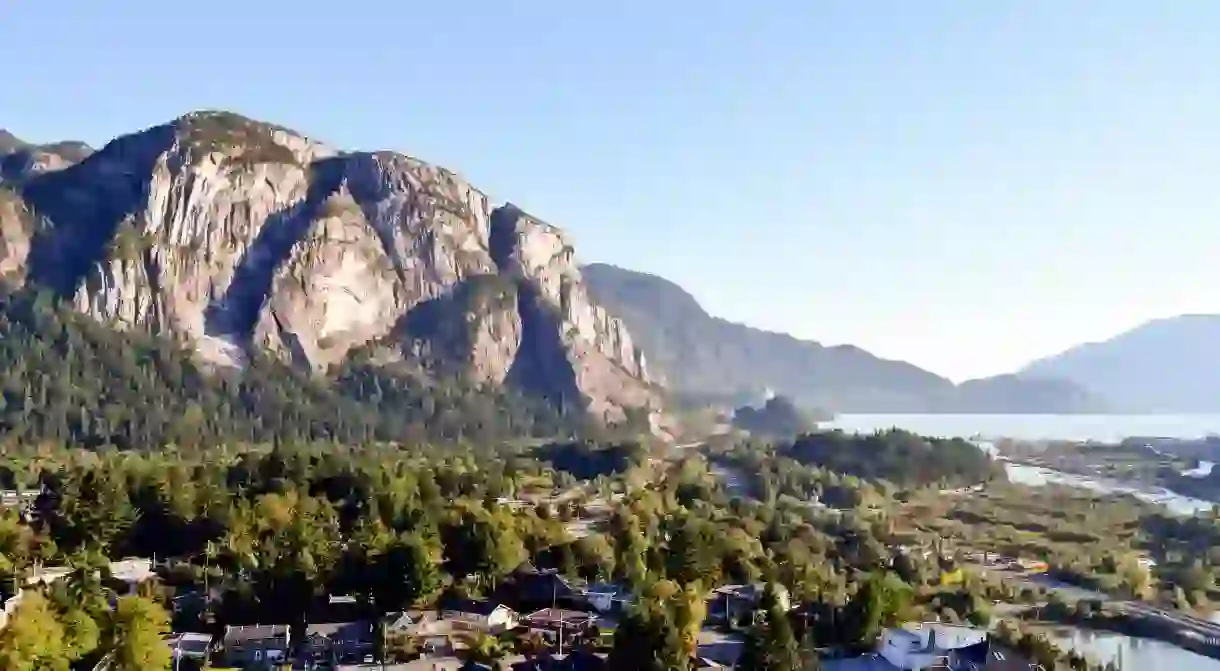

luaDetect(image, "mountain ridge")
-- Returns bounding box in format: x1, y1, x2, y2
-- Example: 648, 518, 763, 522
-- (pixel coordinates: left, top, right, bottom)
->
1019, 313, 1220, 413
582, 262, 1105, 413
0, 111, 664, 433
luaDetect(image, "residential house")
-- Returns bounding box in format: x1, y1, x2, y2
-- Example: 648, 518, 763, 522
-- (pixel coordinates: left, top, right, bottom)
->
509, 651, 608, 670
0, 590, 27, 630
441, 599, 519, 633
580, 583, 633, 614
709, 583, 791, 626
108, 558, 155, 596
954, 640, 1042, 671
877, 623, 987, 670
0, 490, 37, 510
23, 563, 71, 587
504, 564, 579, 609
384, 609, 438, 637
221, 624, 291, 668
305, 620, 375, 664
166, 632, 213, 666
523, 608, 598, 648
421, 634, 456, 657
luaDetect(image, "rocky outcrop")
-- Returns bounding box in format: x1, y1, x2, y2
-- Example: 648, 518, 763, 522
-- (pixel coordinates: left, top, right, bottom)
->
490, 206, 655, 422
1, 130, 92, 182
0, 111, 661, 427
0, 187, 34, 282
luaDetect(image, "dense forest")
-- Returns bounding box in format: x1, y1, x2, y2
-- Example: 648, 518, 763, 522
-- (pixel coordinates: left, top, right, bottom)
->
0, 288, 595, 449
779, 429, 1004, 488
0, 290, 1187, 671
731, 395, 821, 437
0, 435, 1163, 670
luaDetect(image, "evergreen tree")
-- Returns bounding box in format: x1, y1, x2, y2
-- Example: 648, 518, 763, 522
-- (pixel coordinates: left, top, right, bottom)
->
609, 596, 690, 671
377, 536, 443, 610
738, 584, 811, 671
844, 571, 911, 646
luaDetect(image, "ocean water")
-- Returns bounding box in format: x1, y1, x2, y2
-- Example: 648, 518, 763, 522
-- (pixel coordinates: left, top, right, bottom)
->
824, 414, 1220, 443
1044, 627, 1220, 671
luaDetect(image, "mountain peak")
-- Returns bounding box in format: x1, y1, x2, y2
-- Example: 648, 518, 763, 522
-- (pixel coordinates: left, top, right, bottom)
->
0, 130, 30, 155
583, 263, 709, 320
0, 129, 93, 181
169, 110, 325, 165
1019, 313, 1220, 412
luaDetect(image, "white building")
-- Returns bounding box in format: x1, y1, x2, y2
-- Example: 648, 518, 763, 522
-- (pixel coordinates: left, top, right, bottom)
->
878, 622, 987, 670
441, 600, 519, 634
109, 558, 155, 594
2, 558, 155, 631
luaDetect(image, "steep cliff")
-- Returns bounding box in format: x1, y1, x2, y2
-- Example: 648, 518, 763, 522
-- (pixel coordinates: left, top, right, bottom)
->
0, 112, 659, 427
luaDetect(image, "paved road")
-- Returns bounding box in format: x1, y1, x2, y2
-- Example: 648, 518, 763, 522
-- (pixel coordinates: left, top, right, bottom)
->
983, 566, 1220, 641
1120, 601, 1220, 641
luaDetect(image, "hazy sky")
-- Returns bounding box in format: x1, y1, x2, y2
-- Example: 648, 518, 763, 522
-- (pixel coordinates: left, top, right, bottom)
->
5, 2, 1218, 380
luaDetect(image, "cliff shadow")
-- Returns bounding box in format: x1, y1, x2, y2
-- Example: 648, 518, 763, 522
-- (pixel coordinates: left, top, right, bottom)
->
23, 124, 177, 297
486, 205, 584, 414
387, 287, 474, 379
505, 281, 584, 415
203, 157, 345, 339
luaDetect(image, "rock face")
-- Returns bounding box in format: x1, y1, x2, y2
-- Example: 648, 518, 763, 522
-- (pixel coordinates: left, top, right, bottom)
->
0, 112, 659, 426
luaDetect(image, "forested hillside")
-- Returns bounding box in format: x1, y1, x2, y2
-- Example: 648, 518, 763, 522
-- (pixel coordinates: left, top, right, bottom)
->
0, 288, 581, 449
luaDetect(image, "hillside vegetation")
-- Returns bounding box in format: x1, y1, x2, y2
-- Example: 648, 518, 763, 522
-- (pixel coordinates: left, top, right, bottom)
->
0, 288, 581, 449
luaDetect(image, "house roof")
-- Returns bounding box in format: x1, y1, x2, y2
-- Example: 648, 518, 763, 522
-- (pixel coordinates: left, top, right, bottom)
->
524, 608, 598, 628
956, 640, 989, 664
715, 583, 787, 602
446, 598, 513, 618
385, 610, 433, 628
306, 621, 373, 639
166, 632, 213, 654
510, 651, 607, 670
583, 583, 629, 597
511, 568, 578, 602
898, 622, 986, 652
223, 624, 290, 644
979, 643, 1038, 671
109, 558, 154, 584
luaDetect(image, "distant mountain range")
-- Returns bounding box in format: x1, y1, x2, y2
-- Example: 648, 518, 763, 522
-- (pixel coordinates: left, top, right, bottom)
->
1020, 314, 1220, 413
582, 263, 1105, 414
3, 110, 1208, 430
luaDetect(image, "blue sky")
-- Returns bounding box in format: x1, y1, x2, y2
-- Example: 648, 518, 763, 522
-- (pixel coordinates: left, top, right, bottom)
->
5, 2, 1218, 380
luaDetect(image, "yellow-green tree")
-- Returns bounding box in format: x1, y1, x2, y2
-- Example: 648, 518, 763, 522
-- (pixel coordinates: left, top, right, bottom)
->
107, 595, 172, 671
0, 591, 72, 671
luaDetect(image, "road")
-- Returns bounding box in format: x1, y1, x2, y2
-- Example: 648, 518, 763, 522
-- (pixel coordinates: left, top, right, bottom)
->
983, 566, 1220, 643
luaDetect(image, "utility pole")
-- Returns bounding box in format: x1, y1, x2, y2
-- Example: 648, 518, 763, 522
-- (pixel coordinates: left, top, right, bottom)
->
553, 577, 563, 656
